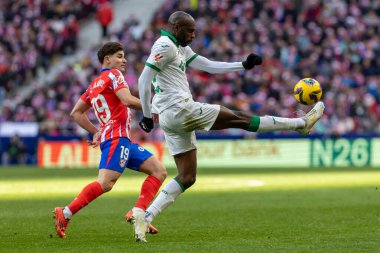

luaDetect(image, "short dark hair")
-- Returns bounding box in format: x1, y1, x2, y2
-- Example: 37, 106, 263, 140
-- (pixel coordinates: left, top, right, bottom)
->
97, 42, 124, 64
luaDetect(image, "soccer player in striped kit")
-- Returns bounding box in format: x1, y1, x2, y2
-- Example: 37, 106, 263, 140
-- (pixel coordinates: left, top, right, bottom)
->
53, 42, 166, 242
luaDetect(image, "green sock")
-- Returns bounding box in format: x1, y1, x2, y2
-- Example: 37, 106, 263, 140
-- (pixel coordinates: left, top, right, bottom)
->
248, 116, 260, 132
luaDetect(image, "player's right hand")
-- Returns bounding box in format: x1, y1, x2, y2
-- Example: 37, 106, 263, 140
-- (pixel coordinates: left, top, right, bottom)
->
87, 131, 101, 148
139, 117, 154, 133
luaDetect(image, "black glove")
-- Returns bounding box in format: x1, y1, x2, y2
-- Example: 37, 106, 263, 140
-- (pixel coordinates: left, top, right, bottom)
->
139, 117, 154, 133
242, 53, 263, 70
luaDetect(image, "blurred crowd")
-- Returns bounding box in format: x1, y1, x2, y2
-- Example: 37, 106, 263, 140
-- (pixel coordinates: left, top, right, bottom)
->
2, 0, 380, 138
0, 0, 103, 103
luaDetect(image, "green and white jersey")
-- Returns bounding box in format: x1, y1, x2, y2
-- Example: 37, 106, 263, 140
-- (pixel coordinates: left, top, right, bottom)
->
145, 30, 198, 113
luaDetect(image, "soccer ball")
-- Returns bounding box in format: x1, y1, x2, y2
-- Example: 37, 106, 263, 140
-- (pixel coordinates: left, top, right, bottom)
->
293, 78, 322, 105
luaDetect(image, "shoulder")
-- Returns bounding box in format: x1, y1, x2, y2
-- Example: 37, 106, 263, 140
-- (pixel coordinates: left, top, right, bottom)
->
98, 69, 126, 88
109, 69, 123, 77
152, 37, 176, 54
107, 69, 125, 82
181, 46, 195, 54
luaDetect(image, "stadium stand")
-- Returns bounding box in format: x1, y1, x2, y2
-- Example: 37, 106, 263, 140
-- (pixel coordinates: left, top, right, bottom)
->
1, 0, 380, 138
0, 0, 98, 102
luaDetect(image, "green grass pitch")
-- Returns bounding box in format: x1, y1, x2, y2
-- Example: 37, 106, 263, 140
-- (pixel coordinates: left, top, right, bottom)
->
0, 166, 379, 253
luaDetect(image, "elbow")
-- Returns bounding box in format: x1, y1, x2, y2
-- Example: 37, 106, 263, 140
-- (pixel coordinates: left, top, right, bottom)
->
70, 110, 80, 121
200, 64, 219, 74
137, 77, 144, 90
138, 76, 143, 86
70, 110, 76, 119
127, 102, 142, 111
122, 101, 132, 108
122, 100, 141, 110
205, 67, 220, 74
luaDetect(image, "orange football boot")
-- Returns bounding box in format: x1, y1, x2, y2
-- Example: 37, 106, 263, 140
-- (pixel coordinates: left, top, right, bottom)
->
54, 207, 70, 238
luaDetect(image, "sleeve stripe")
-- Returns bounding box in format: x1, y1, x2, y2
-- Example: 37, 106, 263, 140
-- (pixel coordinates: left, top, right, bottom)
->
145, 62, 161, 72
186, 54, 199, 66
108, 72, 118, 89
108, 72, 115, 80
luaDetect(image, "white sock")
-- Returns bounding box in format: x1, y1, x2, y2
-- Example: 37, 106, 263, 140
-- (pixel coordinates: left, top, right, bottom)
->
257, 116, 305, 132
145, 179, 184, 223
63, 206, 73, 220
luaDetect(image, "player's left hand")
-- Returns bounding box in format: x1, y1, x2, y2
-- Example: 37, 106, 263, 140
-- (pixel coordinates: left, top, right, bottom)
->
88, 131, 101, 148
139, 117, 154, 133
242, 53, 263, 70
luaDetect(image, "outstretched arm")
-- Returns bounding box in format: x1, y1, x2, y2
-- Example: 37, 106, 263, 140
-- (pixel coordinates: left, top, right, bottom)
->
188, 53, 262, 74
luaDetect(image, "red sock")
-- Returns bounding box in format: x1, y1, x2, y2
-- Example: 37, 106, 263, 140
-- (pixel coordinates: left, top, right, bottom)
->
135, 175, 162, 211
67, 181, 103, 215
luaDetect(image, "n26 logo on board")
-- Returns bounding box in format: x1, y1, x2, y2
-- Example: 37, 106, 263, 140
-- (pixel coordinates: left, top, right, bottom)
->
311, 138, 371, 167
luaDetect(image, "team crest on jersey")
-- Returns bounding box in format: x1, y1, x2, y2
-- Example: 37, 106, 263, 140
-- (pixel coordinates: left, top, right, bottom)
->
119, 158, 126, 167
154, 54, 163, 62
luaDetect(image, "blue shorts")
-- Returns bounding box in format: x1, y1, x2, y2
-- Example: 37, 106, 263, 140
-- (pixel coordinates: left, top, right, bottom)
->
99, 138, 153, 173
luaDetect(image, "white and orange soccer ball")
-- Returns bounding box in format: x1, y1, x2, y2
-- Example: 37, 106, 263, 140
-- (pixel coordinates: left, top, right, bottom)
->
293, 78, 322, 105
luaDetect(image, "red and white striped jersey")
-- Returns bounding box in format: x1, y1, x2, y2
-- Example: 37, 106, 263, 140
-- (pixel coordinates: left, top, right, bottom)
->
81, 68, 132, 142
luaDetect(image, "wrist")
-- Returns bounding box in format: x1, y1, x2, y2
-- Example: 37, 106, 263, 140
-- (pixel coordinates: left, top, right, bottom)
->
242, 61, 250, 70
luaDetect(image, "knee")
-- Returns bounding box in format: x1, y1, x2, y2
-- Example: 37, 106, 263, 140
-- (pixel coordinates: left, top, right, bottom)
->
233, 110, 252, 127
98, 180, 115, 193
151, 164, 167, 183
177, 174, 196, 189
235, 110, 250, 121
155, 167, 167, 183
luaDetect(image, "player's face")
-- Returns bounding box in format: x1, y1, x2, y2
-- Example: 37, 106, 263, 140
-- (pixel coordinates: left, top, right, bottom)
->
176, 19, 196, 47
105, 50, 127, 72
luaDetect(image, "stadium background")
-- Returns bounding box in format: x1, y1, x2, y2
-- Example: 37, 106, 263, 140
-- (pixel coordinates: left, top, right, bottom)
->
1, 0, 379, 167
0, 0, 379, 252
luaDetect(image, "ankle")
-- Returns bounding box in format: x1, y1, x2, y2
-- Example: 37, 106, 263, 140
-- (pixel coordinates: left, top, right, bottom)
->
63, 206, 72, 220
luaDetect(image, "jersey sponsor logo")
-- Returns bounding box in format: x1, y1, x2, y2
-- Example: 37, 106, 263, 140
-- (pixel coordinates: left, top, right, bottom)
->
154, 85, 163, 94
93, 79, 105, 89
179, 61, 185, 71
161, 44, 169, 48
154, 54, 163, 62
